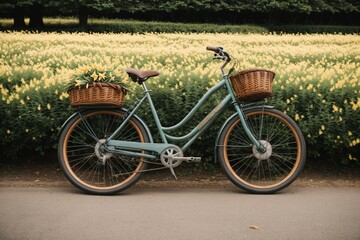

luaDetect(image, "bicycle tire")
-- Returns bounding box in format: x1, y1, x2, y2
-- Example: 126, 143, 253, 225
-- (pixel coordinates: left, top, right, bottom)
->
218, 108, 306, 193
58, 109, 150, 194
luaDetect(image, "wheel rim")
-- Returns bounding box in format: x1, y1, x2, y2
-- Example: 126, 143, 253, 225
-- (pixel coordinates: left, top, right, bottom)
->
223, 111, 302, 189
62, 111, 145, 190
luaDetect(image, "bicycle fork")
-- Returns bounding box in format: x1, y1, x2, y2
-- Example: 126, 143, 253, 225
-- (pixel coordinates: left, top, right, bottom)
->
233, 103, 267, 154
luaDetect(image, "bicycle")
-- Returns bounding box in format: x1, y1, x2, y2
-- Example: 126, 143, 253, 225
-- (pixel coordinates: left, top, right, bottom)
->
58, 46, 306, 194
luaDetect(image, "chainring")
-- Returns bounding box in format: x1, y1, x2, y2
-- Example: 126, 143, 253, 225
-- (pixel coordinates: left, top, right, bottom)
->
160, 146, 184, 168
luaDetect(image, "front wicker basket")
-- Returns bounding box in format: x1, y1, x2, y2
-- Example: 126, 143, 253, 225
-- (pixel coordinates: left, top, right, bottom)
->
229, 69, 275, 101
69, 83, 126, 107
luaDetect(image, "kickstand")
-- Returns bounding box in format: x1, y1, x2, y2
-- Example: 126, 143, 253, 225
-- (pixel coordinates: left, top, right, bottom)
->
169, 167, 178, 180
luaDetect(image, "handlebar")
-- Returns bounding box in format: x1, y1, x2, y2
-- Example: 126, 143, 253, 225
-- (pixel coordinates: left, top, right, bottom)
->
206, 46, 222, 53
206, 46, 231, 62
206, 46, 232, 76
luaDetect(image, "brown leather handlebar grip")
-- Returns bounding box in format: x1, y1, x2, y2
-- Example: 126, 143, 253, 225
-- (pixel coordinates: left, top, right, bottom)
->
206, 46, 221, 53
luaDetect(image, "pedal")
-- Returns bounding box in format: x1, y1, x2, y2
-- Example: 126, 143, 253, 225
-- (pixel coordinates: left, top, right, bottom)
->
172, 156, 201, 163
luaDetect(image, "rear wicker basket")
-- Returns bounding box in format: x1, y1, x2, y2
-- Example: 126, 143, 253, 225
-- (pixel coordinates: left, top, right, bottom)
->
229, 69, 275, 101
69, 83, 126, 107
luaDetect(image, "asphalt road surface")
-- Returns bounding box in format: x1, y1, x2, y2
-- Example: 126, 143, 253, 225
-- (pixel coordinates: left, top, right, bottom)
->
0, 186, 359, 240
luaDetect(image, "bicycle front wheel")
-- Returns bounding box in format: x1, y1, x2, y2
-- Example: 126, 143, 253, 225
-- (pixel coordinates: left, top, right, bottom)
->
218, 108, 306, 193
58, 109, 150, 194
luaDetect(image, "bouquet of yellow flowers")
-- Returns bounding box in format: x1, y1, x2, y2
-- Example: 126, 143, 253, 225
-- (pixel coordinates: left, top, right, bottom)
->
66, 65, 128, 106
66, 65, 129, 93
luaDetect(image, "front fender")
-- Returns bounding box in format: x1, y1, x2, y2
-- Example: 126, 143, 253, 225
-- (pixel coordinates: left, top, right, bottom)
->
58, 106, 153, 143
214, 105, 274, 163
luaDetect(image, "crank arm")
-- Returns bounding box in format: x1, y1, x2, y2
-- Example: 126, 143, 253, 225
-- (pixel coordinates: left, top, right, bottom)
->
171, 156, 201, 163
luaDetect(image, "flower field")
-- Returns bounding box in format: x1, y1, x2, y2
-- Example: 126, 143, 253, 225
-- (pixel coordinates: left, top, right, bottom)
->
0, 31, 359, 164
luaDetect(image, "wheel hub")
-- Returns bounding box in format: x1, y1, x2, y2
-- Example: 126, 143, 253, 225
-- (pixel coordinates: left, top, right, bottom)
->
252, 140, 272, 160
95, 139, 112, 164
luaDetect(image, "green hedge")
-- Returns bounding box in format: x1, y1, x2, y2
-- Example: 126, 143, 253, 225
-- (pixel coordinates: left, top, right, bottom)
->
0, 18, 268, 34
1, 71, 359, 166
1, 18, 360, 34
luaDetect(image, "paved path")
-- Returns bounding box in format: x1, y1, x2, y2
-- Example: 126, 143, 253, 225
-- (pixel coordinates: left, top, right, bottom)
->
0, 186, 359, 240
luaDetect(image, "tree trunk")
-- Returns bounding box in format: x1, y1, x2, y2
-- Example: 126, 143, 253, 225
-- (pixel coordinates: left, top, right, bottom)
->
13, 6, 26, 29
79, 5, 89, 27
29, 3, 44, 28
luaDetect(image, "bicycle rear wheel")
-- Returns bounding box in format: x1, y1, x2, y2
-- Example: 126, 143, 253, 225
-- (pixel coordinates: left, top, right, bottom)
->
218, 108, 306, 193
58, 109, 150, 194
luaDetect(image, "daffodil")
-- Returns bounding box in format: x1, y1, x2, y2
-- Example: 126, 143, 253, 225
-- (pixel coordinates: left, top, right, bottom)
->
98, 72, 106, 80
91, 71, 98, 81
75, 80, 82, 87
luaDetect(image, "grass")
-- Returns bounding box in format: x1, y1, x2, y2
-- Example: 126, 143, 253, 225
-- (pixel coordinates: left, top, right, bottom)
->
1, 17, 359, 34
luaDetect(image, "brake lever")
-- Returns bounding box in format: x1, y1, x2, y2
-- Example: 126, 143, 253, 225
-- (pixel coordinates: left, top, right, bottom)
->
213, 54, 225, 60
213, 57, 224, 60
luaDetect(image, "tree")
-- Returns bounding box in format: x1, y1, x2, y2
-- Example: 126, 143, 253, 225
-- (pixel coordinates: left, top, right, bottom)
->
57, 0, 116, 27
29, 2, 44, 28
0, 0, 46, 28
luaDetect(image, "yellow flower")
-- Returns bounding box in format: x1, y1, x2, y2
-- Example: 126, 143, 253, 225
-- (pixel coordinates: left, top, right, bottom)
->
47, 103, 51, 110
91, 71, 98, 81
348, 131, 353, 136
98, 72, 106, 80
295, 114, 300, 121
109, 73, 115, 81
321, 125, 325, 131
37, 104, 41, 111
82, 66, 91, 73
7, 129, 11, 134
332, 105, 338, 112
75, 80, 82, 87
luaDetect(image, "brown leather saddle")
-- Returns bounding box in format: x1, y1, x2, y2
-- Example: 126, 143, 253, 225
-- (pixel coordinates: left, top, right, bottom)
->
126, 68, 159, 84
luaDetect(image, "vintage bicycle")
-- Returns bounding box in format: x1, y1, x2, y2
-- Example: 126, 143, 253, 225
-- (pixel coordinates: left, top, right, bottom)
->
58, 46, 306, 194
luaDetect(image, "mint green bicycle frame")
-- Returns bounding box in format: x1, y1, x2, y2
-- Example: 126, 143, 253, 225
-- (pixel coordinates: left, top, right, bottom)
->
102, 75, 266, 160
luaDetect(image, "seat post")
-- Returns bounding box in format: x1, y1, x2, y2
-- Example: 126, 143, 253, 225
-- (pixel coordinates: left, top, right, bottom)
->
142, 82, 151, 93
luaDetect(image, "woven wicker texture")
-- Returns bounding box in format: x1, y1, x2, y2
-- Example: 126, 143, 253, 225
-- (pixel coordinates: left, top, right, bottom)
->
230, 69, 275, 101
69, 83, 125, 106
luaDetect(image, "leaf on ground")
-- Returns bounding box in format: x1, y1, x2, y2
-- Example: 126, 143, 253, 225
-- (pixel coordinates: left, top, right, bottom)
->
249, 225, 261, 230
